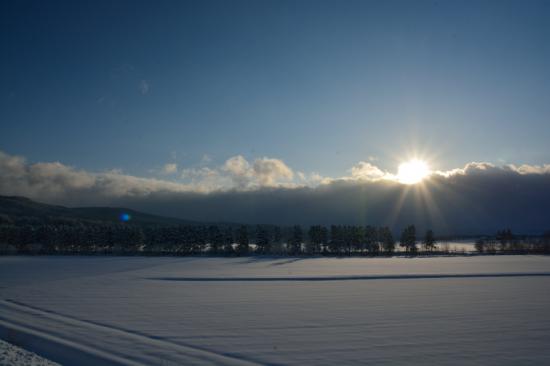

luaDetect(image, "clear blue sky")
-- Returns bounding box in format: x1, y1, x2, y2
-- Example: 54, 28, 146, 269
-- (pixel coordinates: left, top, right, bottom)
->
1, 0, 549, 178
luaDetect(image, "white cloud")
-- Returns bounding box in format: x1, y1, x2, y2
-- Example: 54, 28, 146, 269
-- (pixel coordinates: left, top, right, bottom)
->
162, 163, 178, 175
0, 151, 191, 204
180, 166, 227, 192
223, 155, 251, 176
253, 157, 293, 186
509, 164, 550, 175
223, 155, 253, 188
349, 161, 389, 181
432, 161, 550, 179
0, 151, 303, 204
296, 171, 329, 186
221, 155, 294, 189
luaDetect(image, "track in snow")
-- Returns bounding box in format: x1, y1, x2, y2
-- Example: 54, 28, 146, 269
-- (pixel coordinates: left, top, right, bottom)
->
146, 271, 550, 282
0, 299, 263, 366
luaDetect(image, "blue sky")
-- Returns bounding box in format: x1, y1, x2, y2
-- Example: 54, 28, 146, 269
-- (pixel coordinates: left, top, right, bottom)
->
1, 0, 550, 180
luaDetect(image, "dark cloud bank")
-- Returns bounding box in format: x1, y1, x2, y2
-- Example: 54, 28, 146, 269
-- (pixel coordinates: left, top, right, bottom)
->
1, 151, 549, 235
118, 172, 549, 236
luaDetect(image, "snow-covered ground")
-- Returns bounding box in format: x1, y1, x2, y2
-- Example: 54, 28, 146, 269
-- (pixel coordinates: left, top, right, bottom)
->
0, 339, 60, 366
1, 256, 549, 365
432, 240, 476, 252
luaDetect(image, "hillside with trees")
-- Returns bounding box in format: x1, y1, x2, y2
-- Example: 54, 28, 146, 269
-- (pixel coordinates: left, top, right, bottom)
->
1, 196, 549, 256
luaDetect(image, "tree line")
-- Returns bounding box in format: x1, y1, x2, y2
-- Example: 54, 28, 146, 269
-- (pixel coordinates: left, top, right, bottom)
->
0, 221, 549, 256
474, 229, 550, 254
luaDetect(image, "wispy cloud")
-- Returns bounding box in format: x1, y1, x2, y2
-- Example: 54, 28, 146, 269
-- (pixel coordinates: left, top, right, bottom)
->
200, 154, 212, 164
162, 163, 178, 175
139, 80, 150, 95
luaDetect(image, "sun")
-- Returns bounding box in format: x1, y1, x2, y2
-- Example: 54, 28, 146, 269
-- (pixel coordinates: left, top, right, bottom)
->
396, 159, 430, 184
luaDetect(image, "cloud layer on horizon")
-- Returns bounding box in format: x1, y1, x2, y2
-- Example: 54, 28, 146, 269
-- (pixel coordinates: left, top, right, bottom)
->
1, 150, 549, 235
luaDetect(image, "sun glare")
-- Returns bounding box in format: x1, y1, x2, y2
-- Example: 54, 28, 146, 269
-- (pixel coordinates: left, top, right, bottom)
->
396, 159, 430, 184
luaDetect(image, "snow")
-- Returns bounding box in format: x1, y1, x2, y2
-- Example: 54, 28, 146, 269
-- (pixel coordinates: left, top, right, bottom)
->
0, 338, 60, 366
1, 256, 550, 365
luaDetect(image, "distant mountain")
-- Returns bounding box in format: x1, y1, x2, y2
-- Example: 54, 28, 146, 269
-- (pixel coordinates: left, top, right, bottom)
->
0, 195, 196, 226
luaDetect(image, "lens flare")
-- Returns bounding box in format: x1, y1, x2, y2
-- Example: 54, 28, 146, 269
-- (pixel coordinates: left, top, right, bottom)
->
120, 213, 131, 222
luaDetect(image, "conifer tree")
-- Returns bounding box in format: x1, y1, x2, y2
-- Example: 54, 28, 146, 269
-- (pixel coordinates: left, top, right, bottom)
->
423, 229, 436, 252
400, 225, 417, 253
236, 225, 249, 256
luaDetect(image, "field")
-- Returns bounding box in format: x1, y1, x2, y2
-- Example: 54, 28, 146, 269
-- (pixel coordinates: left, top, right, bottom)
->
1, 256, 550, 365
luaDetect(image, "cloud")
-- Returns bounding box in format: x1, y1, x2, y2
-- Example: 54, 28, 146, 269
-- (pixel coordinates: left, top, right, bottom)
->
434, 161, 550, 177
162, 163, 178, 175
0, 151, 298, 203
223, 155, 252, 188
139, 80, 149, 95
1, 150, 550, 234
0, 151, 190, 206
506, 163, 550, 175
253, 158, 293, 186
180, 166, 227, 193
126, 167, 550, 235
297, 171, 328, 186
349, 161, 389, 181
222, 155, 294, 189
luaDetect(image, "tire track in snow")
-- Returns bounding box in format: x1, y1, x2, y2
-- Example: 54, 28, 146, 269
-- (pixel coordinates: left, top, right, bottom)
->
0, 318, 144, 366
146, 272, 550, 282
0, 299, 264, 366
